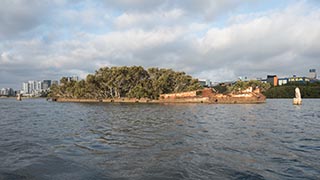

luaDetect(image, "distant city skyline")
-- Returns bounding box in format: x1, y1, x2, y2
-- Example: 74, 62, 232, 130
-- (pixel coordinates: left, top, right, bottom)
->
1, 1, 319, 89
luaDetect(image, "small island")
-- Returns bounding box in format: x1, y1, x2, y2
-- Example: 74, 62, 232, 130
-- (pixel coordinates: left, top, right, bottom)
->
50, 66, 267, 104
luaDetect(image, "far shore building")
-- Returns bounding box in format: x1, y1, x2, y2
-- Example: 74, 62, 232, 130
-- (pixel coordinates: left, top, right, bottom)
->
66, 76, 79, 82
288, 76, 310, 84
278, 78, 288, 86
260, 69, 318, 86
199, 79, 212, 87
0, 88, 15, 96
309, 69, 317, 79
21, 80, 55, 96
43, 80, 52, 90
266, 75, 278, 86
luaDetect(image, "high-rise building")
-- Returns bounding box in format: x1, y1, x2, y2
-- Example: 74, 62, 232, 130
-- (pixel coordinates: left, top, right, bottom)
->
22, 82, 29, 94
0, 88, 15, 96
28, 80, 38, 93
37, 81, 43, 91
8, 88, 15, 96
309, 69, 317, 79
21, 80, 55, 96
0, 88, 6, 96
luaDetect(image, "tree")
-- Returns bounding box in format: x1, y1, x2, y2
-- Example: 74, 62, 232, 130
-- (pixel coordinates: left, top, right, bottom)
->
51, 66, 202, 99
227, 80, 271, 93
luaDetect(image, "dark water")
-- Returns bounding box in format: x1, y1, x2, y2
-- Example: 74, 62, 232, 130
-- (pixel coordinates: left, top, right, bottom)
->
0, 98, 319, 180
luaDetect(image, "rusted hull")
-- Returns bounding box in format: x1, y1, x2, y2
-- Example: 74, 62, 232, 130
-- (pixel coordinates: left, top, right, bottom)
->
158, 96, 266, 104
54, 96, 265, 104
159, 88, 266, 104
208, 97, 266, 104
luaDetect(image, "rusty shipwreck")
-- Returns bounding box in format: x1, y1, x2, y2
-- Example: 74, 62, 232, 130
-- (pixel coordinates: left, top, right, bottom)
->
159, 87, 266, 104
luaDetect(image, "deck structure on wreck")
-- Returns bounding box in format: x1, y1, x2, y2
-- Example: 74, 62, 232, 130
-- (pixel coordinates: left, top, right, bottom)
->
159, 88, 266, 104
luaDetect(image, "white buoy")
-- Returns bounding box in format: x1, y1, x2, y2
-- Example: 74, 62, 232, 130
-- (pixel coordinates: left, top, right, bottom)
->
17, 93, 22, 101
293, 87, 302, 105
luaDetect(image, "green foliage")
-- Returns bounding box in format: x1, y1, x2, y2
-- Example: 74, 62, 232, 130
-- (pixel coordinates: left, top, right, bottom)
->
264, 84, 320, 98
212, 85, 228, 93
51, 66, 201, 99
226, 80, 271, 93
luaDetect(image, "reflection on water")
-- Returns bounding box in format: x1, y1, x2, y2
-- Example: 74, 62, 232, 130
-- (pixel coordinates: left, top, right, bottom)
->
0, 98, 320, 179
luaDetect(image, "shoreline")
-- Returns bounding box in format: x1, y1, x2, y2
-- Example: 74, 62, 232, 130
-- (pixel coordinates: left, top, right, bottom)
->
52, 96, 266, 104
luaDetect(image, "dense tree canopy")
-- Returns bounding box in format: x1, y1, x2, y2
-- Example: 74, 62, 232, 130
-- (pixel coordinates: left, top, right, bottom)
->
227, 80, 271, 93
263, 82, 320, 98
50, 66, 202, 99
213, 80, 271, 94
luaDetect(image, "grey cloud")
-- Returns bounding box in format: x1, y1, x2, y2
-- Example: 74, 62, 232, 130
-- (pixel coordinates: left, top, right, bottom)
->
170, 0, 251, 20
0, 0, 252, 40
0, 0, 82, 41
103, 0, 164, 12
0, 0, 52, 40
104, 0, 253, 20
113, 9, 185, 30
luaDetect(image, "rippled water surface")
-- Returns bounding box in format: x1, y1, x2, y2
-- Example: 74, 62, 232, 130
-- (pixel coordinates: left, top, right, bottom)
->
0, 98, 320, 179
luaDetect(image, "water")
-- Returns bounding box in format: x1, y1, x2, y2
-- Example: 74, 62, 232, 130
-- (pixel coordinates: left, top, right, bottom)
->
0, 98, 319, 180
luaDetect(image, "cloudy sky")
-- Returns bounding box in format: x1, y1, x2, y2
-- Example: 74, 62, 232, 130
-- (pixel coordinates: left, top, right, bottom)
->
1, 0, 319, 89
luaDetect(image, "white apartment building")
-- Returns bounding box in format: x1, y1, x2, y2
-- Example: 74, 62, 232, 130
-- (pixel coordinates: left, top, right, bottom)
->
21, 80, 50, 96
0, 88, 15, 96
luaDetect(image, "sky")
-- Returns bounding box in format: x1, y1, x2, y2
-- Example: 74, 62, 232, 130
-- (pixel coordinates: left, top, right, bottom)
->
0, 0, 320, 89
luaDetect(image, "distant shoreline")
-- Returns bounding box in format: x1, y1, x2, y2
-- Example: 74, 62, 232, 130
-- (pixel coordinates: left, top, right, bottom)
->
0, 96, 15, 99
53, 97, 209, 103
0, 96, 47, 99
52, 97, 265, 104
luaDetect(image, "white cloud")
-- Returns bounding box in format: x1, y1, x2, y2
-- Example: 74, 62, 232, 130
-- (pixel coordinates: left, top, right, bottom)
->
58, 8, 109, 28
114, 9, 184, 29
0, 0, 56, 40
0, 52, 10, 64
103, 0, 253, 20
